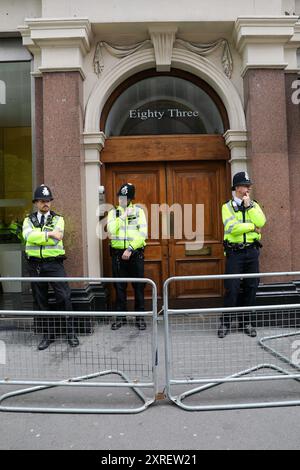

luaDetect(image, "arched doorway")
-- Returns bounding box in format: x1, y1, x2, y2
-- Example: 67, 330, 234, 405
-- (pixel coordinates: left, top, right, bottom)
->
100, 69, 231, 303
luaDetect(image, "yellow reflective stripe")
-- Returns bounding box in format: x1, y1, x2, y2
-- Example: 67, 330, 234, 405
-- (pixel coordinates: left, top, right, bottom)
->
119, 226, 134, 231
52, 218, 64, 232
23, 228, 33, 241
224, 222, 240, 235
44, 245, 64, 250
223, 215, 236, 226
26, 244, 65, 251
119, 226, 143, 230
22, 220, 34, 240
110, 236, 135, 241
119, 222, 147, 228
226, 201, 235, 215
111, 241, 132, 247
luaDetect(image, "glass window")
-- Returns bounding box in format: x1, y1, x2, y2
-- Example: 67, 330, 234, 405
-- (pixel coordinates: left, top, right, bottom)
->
105, 76, 224, 136
0, 61, 32, 244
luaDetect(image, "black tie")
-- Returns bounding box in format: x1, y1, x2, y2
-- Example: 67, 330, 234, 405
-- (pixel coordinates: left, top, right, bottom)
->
40, 214, 45, 227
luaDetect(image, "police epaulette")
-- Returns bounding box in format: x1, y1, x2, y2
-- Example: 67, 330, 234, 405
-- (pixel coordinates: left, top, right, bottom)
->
28, 212, 39, 227
114, 206, 121, 217
50, 210, 60, 217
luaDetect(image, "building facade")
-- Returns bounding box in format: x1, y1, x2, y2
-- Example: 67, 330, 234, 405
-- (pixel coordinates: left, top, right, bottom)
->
1, 0, 300, 304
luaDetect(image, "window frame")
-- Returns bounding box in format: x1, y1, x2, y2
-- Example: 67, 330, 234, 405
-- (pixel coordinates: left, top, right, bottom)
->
100, 68, 230, 135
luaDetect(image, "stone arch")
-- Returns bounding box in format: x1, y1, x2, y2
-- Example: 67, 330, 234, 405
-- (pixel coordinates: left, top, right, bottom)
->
83, 47, 247, 277
84, 47, 246, 133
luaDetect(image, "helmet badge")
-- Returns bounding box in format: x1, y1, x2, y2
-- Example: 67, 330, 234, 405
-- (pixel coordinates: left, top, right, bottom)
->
120, 186, 128, 196
42, 186, 50, 196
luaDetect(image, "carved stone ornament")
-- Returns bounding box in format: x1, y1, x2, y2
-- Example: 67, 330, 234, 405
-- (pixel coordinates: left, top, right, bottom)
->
175, 38, 233, 78
93, 37, 233, 78
93, 40, 152, 77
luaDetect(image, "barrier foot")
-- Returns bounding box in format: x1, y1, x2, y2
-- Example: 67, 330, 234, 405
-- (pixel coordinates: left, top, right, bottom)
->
259, 331, 300, 379
0, 370, 155, 414
169, 363, 300, 411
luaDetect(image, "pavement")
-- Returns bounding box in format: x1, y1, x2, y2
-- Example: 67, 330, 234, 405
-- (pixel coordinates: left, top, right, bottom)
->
0, 315, 300, 450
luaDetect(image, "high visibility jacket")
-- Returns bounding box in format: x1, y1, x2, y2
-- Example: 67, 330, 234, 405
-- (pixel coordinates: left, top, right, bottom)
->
107, 203, 147, 250
22, 211, 65, 259
222, 200, 266, 244
8, 221, 23, 242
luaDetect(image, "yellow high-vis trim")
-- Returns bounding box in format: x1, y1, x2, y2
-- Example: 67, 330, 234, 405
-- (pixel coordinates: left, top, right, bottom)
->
107, 203, 147, 250
23, 214, 66, 258
222, 200, 266, 244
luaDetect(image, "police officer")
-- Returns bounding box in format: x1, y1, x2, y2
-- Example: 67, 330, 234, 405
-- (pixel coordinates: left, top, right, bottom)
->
107, 183, 147, 330
218, 172, 266, 339
22, 184, 79, 350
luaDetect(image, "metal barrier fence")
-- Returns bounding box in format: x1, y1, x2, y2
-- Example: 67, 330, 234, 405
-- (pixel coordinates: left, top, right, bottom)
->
2, 272, 300, 413
163, 272, 300, 411
0, 277, 158, 414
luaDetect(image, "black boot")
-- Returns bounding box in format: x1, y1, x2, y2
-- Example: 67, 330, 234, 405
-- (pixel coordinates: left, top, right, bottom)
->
66, 316, 79, 346
217, 324, 229, 339
111, 317, 127, 330
67, 335, 79, 347
38, 337, 55, 351
135, 317, 146, 330
243, 324, 257, 337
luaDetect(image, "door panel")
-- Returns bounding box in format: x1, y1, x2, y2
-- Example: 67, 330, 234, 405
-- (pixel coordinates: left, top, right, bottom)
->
103, 162, 168, 300
103, 137, 230, 303
101, 135, 229, 163
167, 161, 227, 299
174, 259, 223, 298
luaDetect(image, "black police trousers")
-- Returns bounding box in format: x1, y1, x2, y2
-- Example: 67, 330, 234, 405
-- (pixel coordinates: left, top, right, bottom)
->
112, 250, 145, 319
26, 258, 76, 340
222, 246, 260, 327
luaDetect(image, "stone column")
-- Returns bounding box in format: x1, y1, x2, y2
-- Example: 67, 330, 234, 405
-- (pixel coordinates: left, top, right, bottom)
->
285, 73, 300, 271
34, 76, 44, 185
19, 18, 93, 278
234, 17, 300, 273
243, 69, 292, 273
83, 132, 106, 277
43, 71, 87, 277
224, 130, 248, 178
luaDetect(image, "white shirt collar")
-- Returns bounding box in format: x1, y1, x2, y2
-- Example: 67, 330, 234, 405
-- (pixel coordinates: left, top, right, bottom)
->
37, 211, 50, 223
233, 196, 243, 206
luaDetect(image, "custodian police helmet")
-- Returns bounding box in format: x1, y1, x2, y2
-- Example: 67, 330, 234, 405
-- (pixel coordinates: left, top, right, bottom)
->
231, 172, 253, 191
117, 183, 135, 200
32, 184, 54, 202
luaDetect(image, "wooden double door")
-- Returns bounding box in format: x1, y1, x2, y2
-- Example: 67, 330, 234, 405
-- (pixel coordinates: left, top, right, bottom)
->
102, 137, 229, 302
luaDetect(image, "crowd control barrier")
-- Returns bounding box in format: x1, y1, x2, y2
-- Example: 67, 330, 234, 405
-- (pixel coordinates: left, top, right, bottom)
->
0, 277, 158, 414
163, 272, 300, 411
